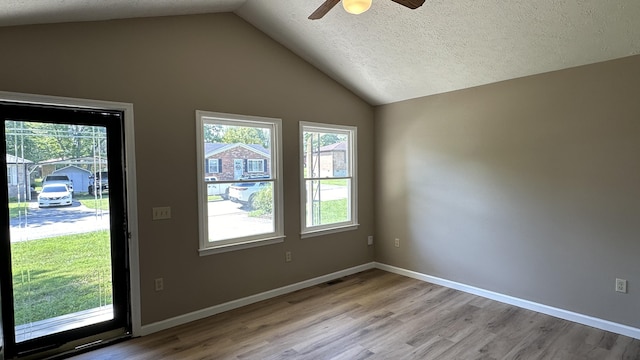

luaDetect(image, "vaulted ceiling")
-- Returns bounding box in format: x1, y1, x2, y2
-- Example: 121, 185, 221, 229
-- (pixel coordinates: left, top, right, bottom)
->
2, 0, 640, 105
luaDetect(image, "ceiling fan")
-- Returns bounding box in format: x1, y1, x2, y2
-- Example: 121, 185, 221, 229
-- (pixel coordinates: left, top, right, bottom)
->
309, 0, 425, 20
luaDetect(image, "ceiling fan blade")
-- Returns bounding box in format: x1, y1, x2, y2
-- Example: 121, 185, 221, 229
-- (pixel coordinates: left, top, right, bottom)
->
389, 0, 425, 9
309, 0, 341, 20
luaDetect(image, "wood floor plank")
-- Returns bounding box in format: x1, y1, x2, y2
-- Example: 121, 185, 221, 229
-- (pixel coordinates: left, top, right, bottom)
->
70, 269, 640, 360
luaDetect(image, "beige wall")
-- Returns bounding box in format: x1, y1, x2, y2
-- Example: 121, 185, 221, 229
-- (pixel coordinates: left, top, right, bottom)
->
4, 9, 639, 333
0, 13, 375, 325
375, 55, 640, 327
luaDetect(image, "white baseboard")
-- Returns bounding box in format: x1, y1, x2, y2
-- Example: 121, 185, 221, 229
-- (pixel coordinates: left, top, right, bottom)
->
141, 261, 640, 340
374, 262, 640, 340
140, 262, 376, 336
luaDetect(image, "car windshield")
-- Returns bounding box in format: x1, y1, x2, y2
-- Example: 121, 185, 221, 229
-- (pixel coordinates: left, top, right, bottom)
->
43, 185, 67, 193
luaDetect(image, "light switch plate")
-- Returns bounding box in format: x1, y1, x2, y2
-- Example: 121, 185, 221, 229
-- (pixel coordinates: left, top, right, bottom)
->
152, 206, 171, 220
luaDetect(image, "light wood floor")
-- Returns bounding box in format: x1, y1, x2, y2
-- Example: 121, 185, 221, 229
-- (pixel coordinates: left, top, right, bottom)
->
71, 269, 640, 360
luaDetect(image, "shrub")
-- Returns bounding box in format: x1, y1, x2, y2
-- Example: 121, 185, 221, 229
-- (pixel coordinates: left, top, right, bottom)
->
250, 186, 272, 217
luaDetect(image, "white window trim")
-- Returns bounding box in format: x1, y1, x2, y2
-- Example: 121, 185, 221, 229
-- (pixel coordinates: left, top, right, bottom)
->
196, 111, 284, 255
299, 122, 358, 238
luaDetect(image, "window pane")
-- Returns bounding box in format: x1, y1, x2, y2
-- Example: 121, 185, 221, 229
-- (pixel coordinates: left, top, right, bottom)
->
203, 123, 272, 180
301, 122, 357, 235
303, 131, 349, 179
247, 159, 265, 173
198, 111, 282, 252
207, 159, 220, 173
305, 179, 351, 226
206, 181, 274, 241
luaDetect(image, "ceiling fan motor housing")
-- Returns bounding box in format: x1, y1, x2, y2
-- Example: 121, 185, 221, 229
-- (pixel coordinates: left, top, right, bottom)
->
309, 0, 424, 20
342, 0, 372, 14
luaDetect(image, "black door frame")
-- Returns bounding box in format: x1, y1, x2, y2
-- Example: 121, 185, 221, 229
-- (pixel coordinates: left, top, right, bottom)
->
0, 100, 136, 359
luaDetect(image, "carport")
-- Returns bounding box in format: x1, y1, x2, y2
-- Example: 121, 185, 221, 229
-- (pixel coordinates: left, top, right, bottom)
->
39, 157, 108, 193
52, 165, 92, 192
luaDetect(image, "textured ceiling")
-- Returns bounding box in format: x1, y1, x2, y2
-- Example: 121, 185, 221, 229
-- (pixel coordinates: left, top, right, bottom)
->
2, 0, 640, 105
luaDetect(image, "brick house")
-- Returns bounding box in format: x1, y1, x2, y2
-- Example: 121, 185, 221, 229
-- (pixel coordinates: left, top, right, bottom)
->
204, 143, 270, 181
308, 141, 347, 178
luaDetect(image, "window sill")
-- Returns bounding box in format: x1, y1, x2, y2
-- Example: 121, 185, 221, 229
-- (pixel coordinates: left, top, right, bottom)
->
199, 236, 285, 256
300, 224, 359, 239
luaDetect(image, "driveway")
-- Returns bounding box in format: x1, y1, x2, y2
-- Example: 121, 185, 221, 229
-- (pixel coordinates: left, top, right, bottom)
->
10, 201, 110, 242
314, 184, 348, 200
206, 200, 272, 241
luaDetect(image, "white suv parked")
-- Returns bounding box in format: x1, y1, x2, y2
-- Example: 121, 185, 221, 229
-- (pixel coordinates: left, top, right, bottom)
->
228, 181, 269, 208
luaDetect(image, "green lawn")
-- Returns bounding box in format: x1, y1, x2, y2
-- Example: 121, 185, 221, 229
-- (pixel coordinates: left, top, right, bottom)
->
11, 231, 112, 325
8, 201, 29, 219
320, 179, 348, 187
316, 198, 348, 225
75, 193, 110, 211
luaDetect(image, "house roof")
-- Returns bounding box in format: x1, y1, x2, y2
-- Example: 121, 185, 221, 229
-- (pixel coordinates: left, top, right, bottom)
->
1, 1, 639, 105
6, 154, 33, 164
53, 165, 92, 174
317, 142, 346, 152
205, 143, 269, 158
204, 143, 228, 154
39, 157, 108, 165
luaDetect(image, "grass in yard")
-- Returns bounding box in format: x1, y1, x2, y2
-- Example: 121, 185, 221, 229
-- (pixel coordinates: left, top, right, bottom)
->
316, 198, 348, 225
75, 193, 110, 211
9, 201, 30, 219
303, 169, 349, 187
11, 231, 112, 325
320, 179, 348, 187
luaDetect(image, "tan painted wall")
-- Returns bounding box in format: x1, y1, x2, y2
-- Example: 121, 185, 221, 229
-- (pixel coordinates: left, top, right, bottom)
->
0, 13, 375, 325
375, 55, 640, 327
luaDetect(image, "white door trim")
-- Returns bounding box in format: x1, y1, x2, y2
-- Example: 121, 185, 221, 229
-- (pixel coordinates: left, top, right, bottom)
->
0, 91, 142, 337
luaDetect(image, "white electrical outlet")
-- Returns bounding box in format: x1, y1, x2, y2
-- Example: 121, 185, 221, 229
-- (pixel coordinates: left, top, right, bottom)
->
367, 236, 374, 246
285, 251, 292, 262
152, 206, 171, 220
155, 278, 164, 291
615, 278, 627, 293
394, 238, 400, 248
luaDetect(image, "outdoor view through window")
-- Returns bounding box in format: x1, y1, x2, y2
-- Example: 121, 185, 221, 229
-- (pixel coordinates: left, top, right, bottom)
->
200, 117, 279, 246
301, 123, 356, 234
5, 120, 112, 342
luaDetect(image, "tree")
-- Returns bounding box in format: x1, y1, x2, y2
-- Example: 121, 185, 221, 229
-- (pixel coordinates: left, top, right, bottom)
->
203, 123, 224, 143
5, 121, 107, 162
222, 126, 269, 148
303, 132, 346, 152
319, 133, 343, 147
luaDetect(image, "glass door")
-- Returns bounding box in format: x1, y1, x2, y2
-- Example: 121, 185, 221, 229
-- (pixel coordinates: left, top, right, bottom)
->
0, 103, 130, 358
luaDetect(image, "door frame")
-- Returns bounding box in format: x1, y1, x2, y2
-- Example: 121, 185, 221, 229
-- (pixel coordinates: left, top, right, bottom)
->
0, 91, 141, 339
233, 159, 244, 180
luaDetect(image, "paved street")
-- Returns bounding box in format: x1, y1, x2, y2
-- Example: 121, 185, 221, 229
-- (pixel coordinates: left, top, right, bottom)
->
10, 201, 110, 242
9, 184, 347, 243
306, 184, 348, 201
